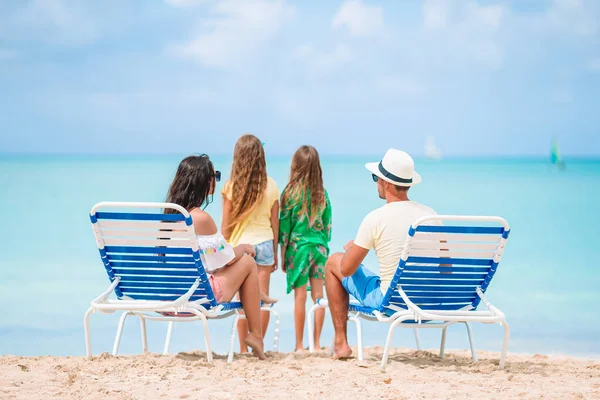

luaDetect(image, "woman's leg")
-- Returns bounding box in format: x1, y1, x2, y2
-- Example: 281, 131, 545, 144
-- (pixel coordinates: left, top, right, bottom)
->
309, 278, 325, 350
212, 255, 265, 359
294, 285, 307, 351
257, 265, 272, 338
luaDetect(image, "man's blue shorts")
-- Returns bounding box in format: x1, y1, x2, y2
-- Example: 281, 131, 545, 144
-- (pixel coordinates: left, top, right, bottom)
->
341, 264, 384, 309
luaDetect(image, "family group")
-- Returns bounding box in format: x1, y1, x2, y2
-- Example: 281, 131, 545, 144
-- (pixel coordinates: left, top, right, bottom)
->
164, 133, 438, 360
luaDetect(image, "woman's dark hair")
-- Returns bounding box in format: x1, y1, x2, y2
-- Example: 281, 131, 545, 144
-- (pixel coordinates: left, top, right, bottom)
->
165, 154, 215, 213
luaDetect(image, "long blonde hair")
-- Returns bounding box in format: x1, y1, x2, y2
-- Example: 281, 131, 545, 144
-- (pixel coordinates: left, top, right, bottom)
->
281, 145, 325, 226
226, 133, 268, 233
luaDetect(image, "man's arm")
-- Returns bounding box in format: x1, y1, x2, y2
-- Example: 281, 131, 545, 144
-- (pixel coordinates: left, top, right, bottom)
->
340, 241, 369, 277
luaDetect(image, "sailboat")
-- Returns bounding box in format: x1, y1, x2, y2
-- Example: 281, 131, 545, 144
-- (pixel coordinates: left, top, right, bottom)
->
425, 136, 442, 160
551, 139, 565, 170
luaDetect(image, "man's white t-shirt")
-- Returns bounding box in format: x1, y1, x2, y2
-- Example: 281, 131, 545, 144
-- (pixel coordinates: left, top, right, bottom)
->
353, 201, 440, 294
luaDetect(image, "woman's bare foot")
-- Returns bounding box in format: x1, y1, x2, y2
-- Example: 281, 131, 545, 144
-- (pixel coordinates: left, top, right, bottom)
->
333, 344, 352, 360
244, 333, 266, 360
260, 292, 278, 304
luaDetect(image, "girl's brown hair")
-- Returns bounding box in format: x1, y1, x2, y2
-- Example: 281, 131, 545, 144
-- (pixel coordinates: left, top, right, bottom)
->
281, 145, 325, 225
225, 133, 268, 233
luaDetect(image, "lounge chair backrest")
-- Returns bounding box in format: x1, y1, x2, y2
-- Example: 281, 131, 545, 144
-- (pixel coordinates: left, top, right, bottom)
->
89, 202, 218, 309
381, 215, 510, 312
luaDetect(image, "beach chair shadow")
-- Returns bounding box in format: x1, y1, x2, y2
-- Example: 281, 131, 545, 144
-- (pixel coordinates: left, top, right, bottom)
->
308, 215, 511, 370
84, 202, 279, 363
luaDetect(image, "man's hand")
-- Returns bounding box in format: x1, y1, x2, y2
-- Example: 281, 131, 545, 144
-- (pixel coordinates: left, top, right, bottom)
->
343, 240, 354, 252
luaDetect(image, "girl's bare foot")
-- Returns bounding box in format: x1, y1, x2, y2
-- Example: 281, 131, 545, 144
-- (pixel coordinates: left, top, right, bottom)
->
244, 333, 266, 360
260, 292, 278, 304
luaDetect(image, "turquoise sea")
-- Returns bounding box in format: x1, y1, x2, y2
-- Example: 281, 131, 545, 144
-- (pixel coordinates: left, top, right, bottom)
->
1, 155, 599, 358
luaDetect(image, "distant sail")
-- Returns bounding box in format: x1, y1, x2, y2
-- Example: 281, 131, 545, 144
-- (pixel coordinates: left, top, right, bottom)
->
425, 136, 442, 159
551, 139, 565, 169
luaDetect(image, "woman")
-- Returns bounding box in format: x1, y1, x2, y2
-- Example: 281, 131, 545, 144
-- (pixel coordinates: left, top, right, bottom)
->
165, 154, 275, 360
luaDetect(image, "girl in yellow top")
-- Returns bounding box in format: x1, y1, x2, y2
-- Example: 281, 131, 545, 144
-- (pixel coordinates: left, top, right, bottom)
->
222, 133, 279, 353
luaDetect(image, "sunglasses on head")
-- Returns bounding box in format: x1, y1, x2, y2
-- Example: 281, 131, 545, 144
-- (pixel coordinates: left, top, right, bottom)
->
372, 174, 379, 182
214, 171, 221, 182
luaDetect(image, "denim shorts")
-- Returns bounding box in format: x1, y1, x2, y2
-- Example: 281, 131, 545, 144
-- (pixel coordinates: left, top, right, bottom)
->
254, 240, 275, 267
342, 264, 384, 309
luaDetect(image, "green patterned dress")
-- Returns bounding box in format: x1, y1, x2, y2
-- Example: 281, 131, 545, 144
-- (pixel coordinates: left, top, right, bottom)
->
279, 189, 332, 293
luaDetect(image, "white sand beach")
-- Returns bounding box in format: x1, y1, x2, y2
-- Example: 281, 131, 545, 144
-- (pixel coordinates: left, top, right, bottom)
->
2, 347, 599, 399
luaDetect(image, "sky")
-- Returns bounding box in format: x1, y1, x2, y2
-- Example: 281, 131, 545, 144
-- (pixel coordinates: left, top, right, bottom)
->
0, 0, 599, 156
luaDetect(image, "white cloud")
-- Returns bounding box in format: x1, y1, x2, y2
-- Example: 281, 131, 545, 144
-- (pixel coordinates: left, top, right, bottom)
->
171, 0, 295, 68
375, 76, 427, 95
12, 0, 99, 46
423, 0, 451, 30
292, 43, 354, 75
421, 0, 506, 68
332, 0, 385, 37
165, 0, 208, 7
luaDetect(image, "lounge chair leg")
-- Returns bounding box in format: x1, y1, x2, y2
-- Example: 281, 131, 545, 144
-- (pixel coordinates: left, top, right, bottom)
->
307, 303, 319, 353
163, 321, 173, 355
198, 314, 213, 363
227, 313, 240, 363
413, 328, 421, 350
271, 308, 280, 353
330, 336, 335, 356
140, 315, 148, 353
381, 319, 402, 370
349, 315, 363, 361
84, 308, 94, 359
439, 327, 447, 358
113, 311, 130, 356
464, 322, 478, 362
499, 320, 510, 369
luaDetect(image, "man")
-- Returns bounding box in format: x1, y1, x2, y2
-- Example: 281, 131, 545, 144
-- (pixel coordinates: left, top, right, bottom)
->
325, 148, 439, 359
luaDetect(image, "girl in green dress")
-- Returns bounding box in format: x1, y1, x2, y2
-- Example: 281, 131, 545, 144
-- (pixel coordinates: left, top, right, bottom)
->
279, 145, 332, 352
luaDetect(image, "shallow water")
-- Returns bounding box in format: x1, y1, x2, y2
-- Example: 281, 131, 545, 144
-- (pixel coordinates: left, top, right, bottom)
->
1, 154, 599, 357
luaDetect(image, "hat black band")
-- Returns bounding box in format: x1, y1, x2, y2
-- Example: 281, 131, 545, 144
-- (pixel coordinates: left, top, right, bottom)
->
378, 162, 413, 184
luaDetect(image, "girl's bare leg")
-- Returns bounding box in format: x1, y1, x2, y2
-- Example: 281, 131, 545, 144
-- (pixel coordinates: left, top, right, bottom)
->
257, 265, 273, 338
213, 255, 265, 359
294, 285, 308, 351
310, 277, 325, 350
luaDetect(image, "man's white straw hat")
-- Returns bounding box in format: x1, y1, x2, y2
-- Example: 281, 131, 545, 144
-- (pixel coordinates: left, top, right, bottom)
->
365, 148, 422, 187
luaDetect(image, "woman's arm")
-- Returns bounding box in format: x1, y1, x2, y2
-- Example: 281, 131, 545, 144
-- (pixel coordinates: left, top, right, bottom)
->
226, 243, 255, 266
270, 200, 280, 271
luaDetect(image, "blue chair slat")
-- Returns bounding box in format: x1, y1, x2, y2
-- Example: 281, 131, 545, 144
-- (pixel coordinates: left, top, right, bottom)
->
407, 296, 476, 303
387, 302, 471, 311
406, 256, 493, 266
110, 261, 196, 269
105, 246, 193, 255
402, 265, 491, 273
415, 225, 504, 234
121, 287, 209, 296
401, 290, 476, 297
107, 254, 196, 263
397, 278, 485, 286
400, 285, 479, 292
400, 272, 488, 280
122, 294, 211, 301
95, 212, 186, 221
220, 302, 242, 311
112, 268, 198, 277
118, 281, 203, 289
116, 275, 197, 284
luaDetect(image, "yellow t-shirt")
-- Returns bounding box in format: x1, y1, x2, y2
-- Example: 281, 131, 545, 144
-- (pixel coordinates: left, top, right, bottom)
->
222, 176, 279, 246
